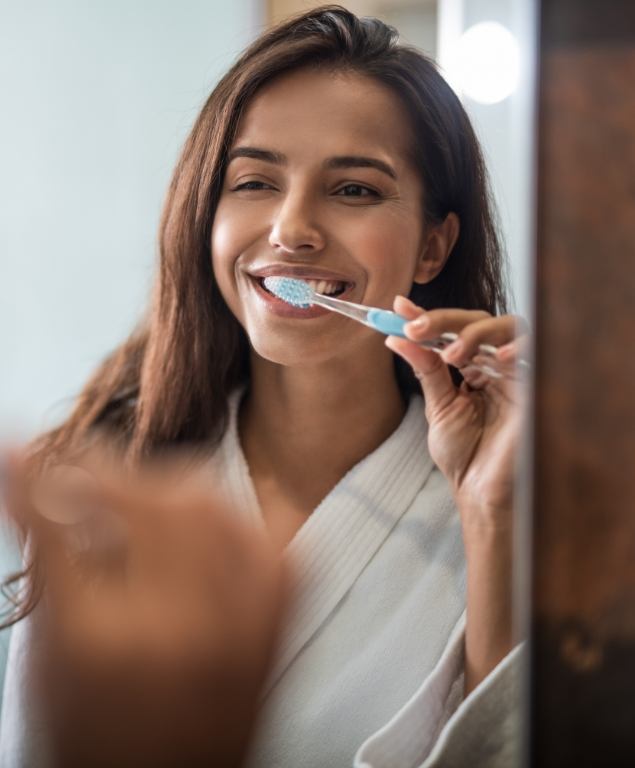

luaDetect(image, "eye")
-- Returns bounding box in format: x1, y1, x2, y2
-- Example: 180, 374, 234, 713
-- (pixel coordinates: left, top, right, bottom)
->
334, 184, 380, 198
231, 180, 275, 192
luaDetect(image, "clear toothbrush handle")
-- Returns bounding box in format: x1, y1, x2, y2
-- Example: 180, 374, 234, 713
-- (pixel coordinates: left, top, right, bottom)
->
365, 309, 528, 381
310, 296, 529, 381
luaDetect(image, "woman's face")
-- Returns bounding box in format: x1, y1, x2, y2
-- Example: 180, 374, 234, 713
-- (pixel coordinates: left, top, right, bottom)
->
211, 68, 428, 366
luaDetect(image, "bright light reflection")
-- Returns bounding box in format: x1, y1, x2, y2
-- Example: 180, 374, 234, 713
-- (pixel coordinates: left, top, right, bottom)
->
453, 22, 520, 105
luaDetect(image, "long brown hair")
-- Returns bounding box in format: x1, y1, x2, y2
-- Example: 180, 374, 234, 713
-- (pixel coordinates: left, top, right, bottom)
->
2, 5, 507, 626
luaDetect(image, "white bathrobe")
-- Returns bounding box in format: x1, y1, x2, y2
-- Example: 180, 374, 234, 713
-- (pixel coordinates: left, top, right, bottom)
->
0, 391, 522, 768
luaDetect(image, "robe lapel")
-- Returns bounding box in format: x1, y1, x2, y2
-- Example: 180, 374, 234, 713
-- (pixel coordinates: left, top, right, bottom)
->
215, 391, 434, 696
212, 391, 265, 530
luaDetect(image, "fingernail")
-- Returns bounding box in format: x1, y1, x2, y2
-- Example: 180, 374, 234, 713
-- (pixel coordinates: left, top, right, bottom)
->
408, 315, 429, 331
443, 340, 463, 359
385, 336, 407, 358
496, 343, 515, 360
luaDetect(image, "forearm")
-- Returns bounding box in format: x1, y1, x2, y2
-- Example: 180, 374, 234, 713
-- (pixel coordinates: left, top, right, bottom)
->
461, 515, 514, 698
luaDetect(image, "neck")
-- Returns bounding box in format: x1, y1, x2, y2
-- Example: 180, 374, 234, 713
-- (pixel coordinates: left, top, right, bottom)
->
239, 345, 407, 512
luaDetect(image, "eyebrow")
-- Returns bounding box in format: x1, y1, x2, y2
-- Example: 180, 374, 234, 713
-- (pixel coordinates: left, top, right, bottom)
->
227, 146, 397, 180
227, 146, 286, 165
325, 155, 397, 180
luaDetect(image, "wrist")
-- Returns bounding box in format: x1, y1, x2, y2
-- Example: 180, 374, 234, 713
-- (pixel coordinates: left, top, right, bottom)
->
460, 502, 514, 695
457, 499, 514, 538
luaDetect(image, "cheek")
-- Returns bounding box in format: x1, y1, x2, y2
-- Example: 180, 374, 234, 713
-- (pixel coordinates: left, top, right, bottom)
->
210, 203, 249, 320
211, 205, 236, 279
348, 210, 423, 296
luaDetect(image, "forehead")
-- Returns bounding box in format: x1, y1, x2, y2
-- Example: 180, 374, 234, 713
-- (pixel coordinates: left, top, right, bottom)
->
232, 68, 414, 165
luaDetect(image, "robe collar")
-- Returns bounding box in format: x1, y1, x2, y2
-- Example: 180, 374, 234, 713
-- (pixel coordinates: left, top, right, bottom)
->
215, 389, 433, 695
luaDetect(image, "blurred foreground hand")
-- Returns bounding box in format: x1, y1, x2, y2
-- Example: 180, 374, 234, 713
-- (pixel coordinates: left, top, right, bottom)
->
5, 451, 286, 768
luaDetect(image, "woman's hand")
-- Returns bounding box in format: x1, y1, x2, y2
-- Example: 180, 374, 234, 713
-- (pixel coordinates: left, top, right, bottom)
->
5, 452, 286, 768
386, 295, 529, 528
386, 296, 530, 693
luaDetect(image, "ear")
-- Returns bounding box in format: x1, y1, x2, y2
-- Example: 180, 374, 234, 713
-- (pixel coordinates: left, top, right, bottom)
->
413, 212, 460, 284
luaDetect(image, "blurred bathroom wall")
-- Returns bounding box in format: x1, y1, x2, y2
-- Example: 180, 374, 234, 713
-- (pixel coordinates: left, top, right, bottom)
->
0, 0, 263, 703
441, 0, 537, 321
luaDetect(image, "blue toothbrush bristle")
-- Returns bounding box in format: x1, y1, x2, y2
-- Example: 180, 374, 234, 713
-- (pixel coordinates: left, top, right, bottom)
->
263, 276, 314, 308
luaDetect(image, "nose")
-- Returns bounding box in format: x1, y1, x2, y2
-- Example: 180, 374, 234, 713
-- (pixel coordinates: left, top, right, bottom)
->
268, 192, 326, 255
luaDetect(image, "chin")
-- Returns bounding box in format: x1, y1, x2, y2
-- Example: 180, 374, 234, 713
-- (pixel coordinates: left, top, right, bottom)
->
247, 327, 342, 368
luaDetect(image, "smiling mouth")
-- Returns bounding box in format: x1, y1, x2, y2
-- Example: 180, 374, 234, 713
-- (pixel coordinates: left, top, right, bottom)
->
257, 276, 350, 298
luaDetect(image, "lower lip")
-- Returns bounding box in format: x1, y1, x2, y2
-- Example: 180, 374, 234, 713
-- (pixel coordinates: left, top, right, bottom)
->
249, 276, 355, 320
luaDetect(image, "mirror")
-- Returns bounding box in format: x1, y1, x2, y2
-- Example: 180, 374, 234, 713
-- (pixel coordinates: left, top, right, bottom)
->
0, 2, 537, 766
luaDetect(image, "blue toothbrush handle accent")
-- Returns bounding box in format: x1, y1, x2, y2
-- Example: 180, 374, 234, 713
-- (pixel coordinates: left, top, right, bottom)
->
366, 309, 408, 337
366, 309, 459, 356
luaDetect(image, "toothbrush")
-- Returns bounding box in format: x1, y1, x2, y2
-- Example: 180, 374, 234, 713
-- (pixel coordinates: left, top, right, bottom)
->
263, 276, 524, 380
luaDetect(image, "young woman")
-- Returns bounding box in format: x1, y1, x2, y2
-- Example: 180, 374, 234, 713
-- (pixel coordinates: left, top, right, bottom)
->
1, 6, 527, 767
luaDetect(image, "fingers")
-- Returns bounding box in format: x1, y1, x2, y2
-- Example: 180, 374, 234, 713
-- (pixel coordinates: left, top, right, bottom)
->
496, 333, 531, 366
397, 297, 530, 375
393, 294, 424, 321
30, 464, 102, 526
439, 316, 517, 368
0, 454, 84, 602
387, 297, 457, 418
385, 335, 458, 416
460, 365, 493, 392
405, 310, 517, 363
402, 307, 492, 350
388, 297, 532, 408
8, 442, 283, 608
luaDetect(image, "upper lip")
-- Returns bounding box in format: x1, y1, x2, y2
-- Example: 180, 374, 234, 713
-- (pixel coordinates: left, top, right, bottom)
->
247, 264, 355, 284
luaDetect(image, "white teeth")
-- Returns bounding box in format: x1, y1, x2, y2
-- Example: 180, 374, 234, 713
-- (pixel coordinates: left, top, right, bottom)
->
305, 279, 343, 295
258, 275, 347, 296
